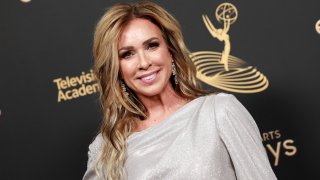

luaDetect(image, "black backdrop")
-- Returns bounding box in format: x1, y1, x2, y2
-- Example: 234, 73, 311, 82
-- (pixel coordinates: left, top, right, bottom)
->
1, 0, 320, 179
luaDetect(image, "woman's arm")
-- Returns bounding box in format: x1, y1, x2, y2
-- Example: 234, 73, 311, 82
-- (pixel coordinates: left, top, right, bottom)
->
214, 93, 277, 180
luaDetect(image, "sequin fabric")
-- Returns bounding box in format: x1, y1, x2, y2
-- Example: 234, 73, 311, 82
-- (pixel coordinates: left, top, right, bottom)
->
83, 93, 277, 180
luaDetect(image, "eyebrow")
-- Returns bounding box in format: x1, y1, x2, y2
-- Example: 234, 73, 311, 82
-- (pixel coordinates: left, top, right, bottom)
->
118, 37, 159, 51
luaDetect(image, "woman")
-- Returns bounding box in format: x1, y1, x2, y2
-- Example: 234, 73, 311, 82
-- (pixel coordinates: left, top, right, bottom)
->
83, 1, 277, 180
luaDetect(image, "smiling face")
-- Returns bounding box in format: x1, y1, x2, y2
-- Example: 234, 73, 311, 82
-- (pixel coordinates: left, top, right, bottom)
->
118, 18, 173, 98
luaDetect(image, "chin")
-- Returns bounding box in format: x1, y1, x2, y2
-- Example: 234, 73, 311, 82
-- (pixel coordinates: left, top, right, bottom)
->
135, 81, 171, 97
135, 87, 164, 97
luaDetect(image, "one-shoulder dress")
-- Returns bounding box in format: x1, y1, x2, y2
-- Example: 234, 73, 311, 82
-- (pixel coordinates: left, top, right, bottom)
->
83, 93, 277, 180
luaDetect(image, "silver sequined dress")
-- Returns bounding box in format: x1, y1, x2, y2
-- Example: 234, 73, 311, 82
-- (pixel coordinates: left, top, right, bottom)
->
83, 93, 277, 180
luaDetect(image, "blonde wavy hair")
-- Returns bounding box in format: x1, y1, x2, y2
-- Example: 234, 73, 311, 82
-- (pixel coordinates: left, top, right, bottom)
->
92, 1, 207, 179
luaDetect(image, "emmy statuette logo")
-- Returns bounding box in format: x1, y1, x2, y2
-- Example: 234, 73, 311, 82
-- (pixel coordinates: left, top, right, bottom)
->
316, 19, 320, 34
191, 3, 269, 93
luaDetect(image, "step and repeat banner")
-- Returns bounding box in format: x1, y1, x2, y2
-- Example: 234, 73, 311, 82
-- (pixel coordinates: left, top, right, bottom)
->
1, 0, 319, 179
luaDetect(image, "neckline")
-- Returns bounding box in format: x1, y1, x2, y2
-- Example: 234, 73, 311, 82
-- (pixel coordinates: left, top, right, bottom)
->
128, 96, 204, 140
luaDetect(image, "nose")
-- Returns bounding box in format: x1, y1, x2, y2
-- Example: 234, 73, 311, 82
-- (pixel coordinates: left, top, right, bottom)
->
137, 52, 151, 70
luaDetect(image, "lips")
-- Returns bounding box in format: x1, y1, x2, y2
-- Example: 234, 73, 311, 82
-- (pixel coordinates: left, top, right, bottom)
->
141, 73, 157, 81
138, 70, 159, 84
138, 70, 159, 78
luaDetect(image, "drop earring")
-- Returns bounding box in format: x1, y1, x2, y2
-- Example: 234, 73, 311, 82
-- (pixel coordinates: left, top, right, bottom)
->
172, 60, 178, 85
120, 80, 129, 97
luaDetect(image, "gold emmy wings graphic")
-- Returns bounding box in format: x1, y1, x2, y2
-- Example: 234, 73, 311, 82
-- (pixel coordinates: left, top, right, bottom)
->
190, 3, 269, 93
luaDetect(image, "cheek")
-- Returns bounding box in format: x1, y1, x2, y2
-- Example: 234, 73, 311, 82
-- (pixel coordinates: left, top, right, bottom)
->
119, 61, 135, 79
150, 48, 172, 63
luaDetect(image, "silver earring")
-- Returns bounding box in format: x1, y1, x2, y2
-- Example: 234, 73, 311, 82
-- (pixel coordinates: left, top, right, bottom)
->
120, 80, 129, 97
172, 60, 178, 85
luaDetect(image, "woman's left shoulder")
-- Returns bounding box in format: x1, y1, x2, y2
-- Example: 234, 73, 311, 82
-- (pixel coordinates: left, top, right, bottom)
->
202, 92, 256, 126
202, 92, 238, 107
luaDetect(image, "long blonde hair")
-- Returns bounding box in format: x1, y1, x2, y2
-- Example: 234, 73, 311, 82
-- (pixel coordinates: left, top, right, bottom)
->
92, 1, 207, 179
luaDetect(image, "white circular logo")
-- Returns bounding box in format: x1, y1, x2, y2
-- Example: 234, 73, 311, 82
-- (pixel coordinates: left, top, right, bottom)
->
316, 19, 320, 34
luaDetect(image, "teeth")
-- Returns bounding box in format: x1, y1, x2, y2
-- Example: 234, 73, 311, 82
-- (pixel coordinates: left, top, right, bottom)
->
142, 73, 156, 81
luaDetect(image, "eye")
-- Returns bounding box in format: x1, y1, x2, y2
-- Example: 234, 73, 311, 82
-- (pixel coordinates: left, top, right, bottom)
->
120, 51, 134, 59
147, 42, 159, 50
